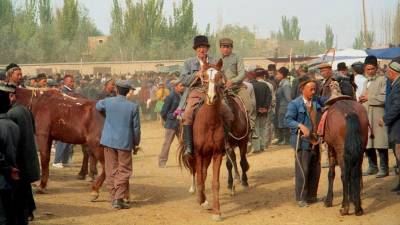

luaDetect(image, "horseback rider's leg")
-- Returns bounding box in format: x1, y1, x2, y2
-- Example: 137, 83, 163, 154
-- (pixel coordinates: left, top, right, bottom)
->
236, 86, 257, 138
182, 89, 204, 157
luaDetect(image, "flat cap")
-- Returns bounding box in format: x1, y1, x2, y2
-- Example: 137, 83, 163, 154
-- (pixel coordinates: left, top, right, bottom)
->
116, 79, 135, 90
47, 79, 58, 87
219, 38, 233, 46
36, 73, 47, 80
316, 62, 332, 69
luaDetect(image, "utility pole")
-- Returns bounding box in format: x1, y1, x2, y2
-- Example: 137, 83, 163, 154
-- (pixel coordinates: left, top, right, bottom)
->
362, 0, 369, 47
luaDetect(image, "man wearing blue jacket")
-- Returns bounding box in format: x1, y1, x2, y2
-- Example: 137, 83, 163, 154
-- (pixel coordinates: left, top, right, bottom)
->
285, 79, 323, 207
383, 57, 400, 194
96, 80, 141, 209
158, 80, 185, 168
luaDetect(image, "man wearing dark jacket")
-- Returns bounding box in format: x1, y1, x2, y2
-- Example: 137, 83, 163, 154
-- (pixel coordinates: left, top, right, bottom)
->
0, 83, 20, 224
7, 84, 40, 223
250, 71, 272, 153
158, 80, 185, 167
383, 57, 400, 194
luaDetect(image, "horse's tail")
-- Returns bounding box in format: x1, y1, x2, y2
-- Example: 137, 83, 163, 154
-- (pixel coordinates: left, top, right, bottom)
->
177, 125, 195, 174
344, 113, 363, 203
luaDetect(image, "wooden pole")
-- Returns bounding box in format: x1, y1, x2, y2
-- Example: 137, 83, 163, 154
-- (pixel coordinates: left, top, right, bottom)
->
362, 0, 369, 47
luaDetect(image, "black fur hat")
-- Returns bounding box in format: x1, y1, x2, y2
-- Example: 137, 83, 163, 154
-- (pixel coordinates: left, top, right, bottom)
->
6, 63, 20, 72
278, 67, 289, 77
364, 55, 378, 67
193, 35, 210, 49
337, 62, 347, 71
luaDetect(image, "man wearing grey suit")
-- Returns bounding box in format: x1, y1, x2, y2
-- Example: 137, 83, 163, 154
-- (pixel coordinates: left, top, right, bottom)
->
96, 80, 141, 209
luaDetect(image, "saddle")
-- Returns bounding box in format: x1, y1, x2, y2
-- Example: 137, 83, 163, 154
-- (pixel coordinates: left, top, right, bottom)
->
224, 90, 247, 117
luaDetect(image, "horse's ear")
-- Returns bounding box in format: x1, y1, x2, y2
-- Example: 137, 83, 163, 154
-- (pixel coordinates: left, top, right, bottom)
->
216, 59, 223, 70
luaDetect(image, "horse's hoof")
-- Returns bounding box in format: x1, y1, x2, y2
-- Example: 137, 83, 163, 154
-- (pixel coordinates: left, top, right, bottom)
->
355, 208, 364, 216
201, 201, 212, 210
324, 200, 332, 208
188, 186, 196, 194
90, 191, 99, 202
211, 214, 223, 222
241, 182, 249, 188
36, 187, 46, 194
227, 184, 233, 190
340, 208, 349, 216
230, 185, 236, 196
76, 174, 86, 180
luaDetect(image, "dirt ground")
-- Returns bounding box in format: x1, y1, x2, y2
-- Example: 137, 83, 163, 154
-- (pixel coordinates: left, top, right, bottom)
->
31, 121, 400, 225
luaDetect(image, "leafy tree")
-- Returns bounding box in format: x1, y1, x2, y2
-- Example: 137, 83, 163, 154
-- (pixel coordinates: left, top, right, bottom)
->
393, 1, 400, 46
353, 30, 374, 49
275, 16, 301, 41
325, 25, 334, 49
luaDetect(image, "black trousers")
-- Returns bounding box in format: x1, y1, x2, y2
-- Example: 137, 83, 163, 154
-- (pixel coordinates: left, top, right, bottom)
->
14, 180, 35, 225
0, 189, 15, 225
295, 146, 321, 201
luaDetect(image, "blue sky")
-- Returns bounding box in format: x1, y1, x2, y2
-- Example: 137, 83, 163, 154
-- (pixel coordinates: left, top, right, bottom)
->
37, 0, 400, 48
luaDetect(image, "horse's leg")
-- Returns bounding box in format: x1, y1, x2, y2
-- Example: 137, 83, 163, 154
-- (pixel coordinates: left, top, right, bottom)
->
90, 146, 105, 202
228, 148, 240, 181
226, 148, 236, 195
226, 154, 233, 190
353, 163, 363, 216
239, 140, 250, 188
36, 136, 52, 194
196, 156, 206, 206
188, 173, 196, 194
324, 148, 336, 207
78, 145, 89, 180
339, 160, 350, 215
89, 155, 98, 179
200, 156, 212, 210
211, 153, 223, 221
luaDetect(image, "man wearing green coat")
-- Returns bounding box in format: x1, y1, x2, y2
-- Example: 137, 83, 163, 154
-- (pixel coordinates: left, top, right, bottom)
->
219, 38, 256, 138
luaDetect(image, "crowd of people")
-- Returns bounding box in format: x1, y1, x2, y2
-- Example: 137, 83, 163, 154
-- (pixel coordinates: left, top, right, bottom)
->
155, 35, 400, 210
0, 34, 400, 223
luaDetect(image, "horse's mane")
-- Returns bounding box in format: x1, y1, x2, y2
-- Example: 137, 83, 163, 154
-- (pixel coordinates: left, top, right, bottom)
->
17, 87, 94, 107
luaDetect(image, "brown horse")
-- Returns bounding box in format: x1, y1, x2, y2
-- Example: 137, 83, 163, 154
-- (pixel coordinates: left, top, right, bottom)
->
16, 88, 105, 200
225, 92, 250, 195
63, 91, 98, 181
323, 100, 369, 216
179, 60, 227, 221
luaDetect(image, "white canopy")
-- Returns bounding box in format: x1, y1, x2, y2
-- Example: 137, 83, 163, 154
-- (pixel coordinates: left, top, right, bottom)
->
311, 49, 368, 69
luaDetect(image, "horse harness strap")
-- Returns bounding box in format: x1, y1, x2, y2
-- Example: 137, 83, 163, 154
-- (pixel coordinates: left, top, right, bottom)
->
225, 92, 250, 141
29, 89, 37, 110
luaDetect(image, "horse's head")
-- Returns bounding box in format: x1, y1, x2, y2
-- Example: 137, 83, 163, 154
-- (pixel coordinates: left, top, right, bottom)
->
200, 59, 224, 105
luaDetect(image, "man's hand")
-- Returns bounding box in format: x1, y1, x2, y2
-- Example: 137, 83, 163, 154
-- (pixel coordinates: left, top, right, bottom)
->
378, 118, 384, 127
225, 80, 233, 89
298, 124, 310, 138
257, 107, 268, 113
11, 167, 19, 181
173, 109, 184, 117
133, 146, 141, 155
359, 94, 368, 103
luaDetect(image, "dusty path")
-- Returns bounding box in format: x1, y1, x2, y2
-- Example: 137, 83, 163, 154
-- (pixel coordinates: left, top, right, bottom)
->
31, 121, 400, 225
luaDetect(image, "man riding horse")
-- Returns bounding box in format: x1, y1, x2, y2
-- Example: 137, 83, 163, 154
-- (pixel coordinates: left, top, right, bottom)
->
177, 35, 238, 159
